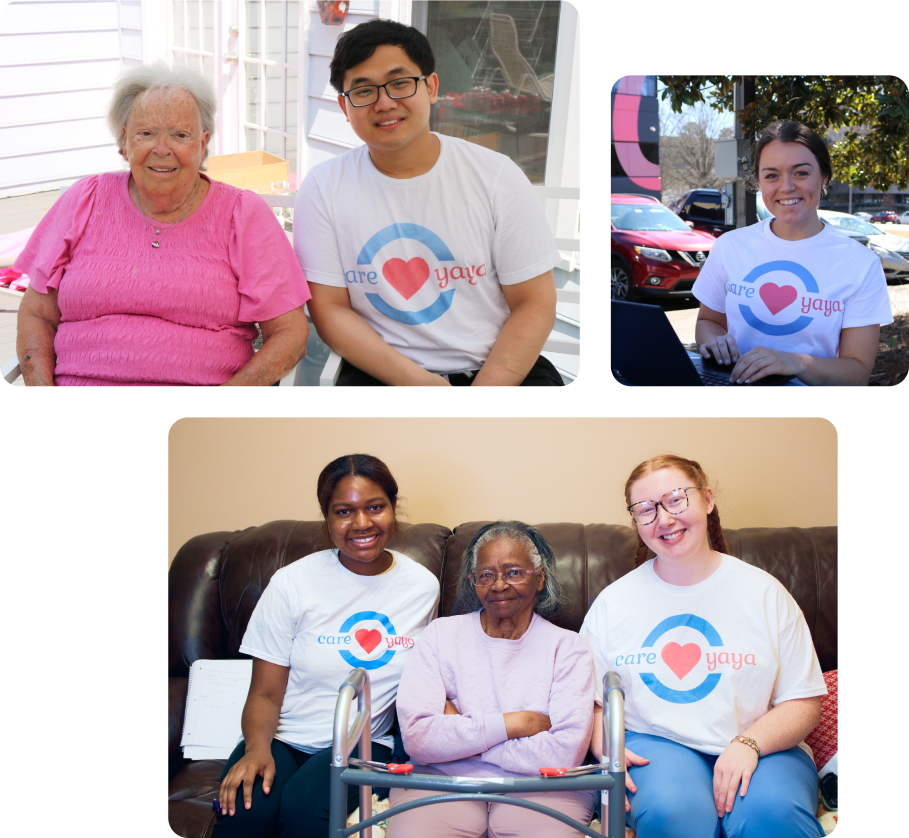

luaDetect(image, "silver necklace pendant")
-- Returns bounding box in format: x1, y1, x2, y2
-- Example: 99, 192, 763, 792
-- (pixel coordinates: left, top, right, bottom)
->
155, 228, 161, 235
152, 241, 160, 248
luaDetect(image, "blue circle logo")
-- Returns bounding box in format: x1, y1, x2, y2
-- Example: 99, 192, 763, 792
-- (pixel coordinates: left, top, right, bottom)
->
338, 610, 398, 670
737, 260, 818, 336
357, 224, 456, 325
639, 614, 724, 704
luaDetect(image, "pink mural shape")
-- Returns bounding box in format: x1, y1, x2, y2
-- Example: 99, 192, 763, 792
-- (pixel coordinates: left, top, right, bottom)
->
613, 77, 661, 190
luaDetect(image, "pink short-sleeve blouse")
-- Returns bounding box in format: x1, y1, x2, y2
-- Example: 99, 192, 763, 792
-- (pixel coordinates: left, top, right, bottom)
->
15, 172, 311, 385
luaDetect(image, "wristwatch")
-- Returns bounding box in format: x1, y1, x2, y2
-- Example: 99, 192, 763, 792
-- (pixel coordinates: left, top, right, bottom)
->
731, 735, 762, 757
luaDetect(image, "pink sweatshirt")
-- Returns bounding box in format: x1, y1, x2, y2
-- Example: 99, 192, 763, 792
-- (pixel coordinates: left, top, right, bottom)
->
16, 172, 310, 385
396, 611, 594, 778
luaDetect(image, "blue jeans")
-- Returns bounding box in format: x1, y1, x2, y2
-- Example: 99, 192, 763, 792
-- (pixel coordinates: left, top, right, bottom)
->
624, 731, 824, 838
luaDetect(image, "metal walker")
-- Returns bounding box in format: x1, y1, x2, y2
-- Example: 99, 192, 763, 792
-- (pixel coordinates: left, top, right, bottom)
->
328, 669, 627, 838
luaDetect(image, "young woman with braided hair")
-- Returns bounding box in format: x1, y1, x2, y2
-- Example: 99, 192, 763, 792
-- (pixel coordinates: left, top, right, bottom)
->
580, 455, 827, 838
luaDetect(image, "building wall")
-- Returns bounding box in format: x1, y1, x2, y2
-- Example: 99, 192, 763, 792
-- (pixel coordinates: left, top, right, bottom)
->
0, 0, 143, 198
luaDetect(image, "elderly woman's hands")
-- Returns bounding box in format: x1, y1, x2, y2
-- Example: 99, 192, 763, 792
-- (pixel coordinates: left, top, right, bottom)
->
504, 711, 552, 739
444, 699, 551, 739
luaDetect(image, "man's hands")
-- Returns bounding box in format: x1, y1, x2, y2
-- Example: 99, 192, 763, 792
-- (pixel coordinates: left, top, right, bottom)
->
217, 744, 276, 816
712, 739, 759, 817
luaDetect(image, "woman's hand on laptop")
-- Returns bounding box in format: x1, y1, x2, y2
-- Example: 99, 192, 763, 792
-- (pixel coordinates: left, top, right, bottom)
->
699, 334, 740, 366
729, 346, 805, 384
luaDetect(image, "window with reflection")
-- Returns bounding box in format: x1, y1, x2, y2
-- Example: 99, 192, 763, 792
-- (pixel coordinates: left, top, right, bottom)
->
425, 1, 560, 184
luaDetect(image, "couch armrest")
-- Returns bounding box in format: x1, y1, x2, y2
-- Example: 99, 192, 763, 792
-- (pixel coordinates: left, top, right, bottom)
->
169, 676, 189, 782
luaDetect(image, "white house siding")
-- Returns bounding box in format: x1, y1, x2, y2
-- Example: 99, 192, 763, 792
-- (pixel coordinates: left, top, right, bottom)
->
302, 1, 410, 172
0, 0, 143, 198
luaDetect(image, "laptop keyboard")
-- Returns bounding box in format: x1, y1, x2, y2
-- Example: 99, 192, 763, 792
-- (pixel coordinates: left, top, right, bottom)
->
699, 371, 735, 386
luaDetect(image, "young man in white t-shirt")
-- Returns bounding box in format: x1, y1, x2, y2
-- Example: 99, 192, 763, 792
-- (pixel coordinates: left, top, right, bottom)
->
294, 19, 563, 386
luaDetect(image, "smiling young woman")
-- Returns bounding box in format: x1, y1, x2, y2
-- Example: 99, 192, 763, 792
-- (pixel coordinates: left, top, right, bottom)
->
213, 454, 439, 838
580, 455, 827, 838
691, 120, 892, 385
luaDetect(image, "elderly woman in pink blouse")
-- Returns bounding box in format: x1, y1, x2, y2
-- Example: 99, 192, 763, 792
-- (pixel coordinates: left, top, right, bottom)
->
14, 63, 310, 385
388, 521, 597, 838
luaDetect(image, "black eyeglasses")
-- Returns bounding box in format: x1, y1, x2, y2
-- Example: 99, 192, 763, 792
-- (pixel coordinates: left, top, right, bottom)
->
627, 487, 702, 525
342, 76, 427, 107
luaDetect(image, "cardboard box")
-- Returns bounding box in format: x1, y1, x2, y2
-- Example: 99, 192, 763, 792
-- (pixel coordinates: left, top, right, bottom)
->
205, 151, 289, 194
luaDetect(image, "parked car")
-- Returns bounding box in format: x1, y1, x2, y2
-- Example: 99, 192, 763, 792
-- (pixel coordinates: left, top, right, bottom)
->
854, 212, 873, 220
668, 188, 735, 237
870, 210, 899, 224
899, 211, 909, 225
755, 196, 909, 281
611, 194, 717, 300
757, 196, 867, 242
818, 209, 909, 283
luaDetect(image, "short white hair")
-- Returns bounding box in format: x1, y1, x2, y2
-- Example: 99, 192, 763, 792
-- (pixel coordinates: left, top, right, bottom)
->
108, 62, 217, 164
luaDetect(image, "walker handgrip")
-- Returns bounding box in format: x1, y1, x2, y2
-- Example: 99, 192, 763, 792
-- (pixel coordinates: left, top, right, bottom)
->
350, 758, 414, 774
539, 763, 610, 778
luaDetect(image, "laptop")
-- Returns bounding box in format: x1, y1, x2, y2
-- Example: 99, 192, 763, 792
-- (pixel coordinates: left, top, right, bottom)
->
611, 300, 800, 387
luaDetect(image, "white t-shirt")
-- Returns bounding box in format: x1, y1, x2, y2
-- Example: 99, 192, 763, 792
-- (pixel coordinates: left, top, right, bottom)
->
579, 554, 826, 757
693, 218, 892, 358
294, 134, 561, 374
239, 549, 440, 752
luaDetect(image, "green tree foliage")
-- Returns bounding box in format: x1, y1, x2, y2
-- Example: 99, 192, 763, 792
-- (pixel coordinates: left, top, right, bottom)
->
657, 76, 909, 191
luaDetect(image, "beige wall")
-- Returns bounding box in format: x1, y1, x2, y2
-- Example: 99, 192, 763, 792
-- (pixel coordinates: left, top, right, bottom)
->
168, 417, 836, 564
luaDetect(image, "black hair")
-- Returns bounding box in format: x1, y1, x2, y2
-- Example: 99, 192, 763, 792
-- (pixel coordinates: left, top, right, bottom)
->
329, 18, 436, 94
747, 120, 833, 192
316, 454, 406, 545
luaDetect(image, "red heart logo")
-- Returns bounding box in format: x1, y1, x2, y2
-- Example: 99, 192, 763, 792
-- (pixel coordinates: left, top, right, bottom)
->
661, 642, 701, 680
759, 282, 797, 316
355, 628, 382, 654
382, 257, 430, 300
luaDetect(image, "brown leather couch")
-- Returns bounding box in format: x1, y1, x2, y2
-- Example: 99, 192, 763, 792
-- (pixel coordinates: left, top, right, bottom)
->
168, 520, 837, 838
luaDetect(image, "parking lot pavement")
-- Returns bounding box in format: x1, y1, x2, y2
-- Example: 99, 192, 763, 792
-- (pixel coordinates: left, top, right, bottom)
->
664, 301, 700, 346
876, 223, 909, 239
888, 283, 909, 318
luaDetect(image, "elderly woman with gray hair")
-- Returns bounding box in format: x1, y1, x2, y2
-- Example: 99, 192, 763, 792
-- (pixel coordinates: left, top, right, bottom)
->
14, 62, 309, 385
387, 521, 598, 838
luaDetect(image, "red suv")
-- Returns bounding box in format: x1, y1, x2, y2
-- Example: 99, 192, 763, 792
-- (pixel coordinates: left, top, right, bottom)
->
611, 194, 717, 300
871, 210, 899, 224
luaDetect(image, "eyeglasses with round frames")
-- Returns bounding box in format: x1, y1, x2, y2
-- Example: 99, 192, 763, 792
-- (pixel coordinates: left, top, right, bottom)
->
342, 76, 427, 107
627, 487, 702, 525
468, 567, 538, 588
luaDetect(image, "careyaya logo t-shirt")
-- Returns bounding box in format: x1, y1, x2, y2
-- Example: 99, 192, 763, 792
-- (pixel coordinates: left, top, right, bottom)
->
240, 549, 440, 752
693, 218, 892, 358
294, 134, 561, 373
579, 554, 826, 757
